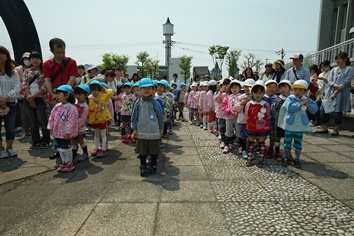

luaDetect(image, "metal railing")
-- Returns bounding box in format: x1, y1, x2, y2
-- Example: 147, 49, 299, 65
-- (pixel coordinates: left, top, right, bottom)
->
305, 38, 354, 66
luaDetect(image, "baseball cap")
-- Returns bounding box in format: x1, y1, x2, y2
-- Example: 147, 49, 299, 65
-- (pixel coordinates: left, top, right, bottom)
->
265, 79, 277, 86
251, 80, 265, 92
21, 52, 30, 60
290, 53, 304, 60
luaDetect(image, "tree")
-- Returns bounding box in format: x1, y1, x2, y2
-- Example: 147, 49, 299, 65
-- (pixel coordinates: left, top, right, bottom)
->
145, 58, 160, 79
136, 51, 150, 77
179, 55, 193, 83
241, 53, 264, 72
101, 53, 129, 71
208, 45, 229, 74
225, 50, 242, 78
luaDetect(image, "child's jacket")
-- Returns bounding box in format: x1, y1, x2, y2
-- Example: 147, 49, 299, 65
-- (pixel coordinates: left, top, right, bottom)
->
47, 103, 78, 139
277, 95, 318, 132
88, 88, 113, 124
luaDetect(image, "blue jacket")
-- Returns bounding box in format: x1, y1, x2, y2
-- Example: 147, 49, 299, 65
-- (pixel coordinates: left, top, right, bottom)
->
277, 95, 318, 132
131, 96, 164, 140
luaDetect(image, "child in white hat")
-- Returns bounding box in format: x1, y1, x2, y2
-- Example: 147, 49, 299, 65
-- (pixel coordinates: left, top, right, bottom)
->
277, 80, 318, 168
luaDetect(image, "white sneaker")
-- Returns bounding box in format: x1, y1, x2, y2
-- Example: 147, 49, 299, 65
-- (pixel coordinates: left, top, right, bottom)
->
217, 134, 222, 140
0, 148, 9, 159
203, 126, 207, 130
242, 151, 248, 159
220, 142, 225, 149
7, 148, 17, 157
238, 147, 243, 155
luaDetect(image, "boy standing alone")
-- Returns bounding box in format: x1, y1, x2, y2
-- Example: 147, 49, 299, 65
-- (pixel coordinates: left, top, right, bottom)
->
131, 78, 164, 176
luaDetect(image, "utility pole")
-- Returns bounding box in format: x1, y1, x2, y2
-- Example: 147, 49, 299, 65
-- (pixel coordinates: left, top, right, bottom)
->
276, 48, 285, 60
265, 58, 270, 64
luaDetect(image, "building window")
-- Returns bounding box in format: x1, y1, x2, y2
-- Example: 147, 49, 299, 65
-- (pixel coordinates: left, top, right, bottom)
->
332, 8, 338, 45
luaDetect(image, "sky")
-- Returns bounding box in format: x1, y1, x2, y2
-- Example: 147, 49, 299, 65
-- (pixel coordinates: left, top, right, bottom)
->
0, 0, 321, 77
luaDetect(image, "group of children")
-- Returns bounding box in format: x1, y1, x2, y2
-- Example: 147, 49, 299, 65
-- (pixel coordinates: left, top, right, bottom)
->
184, 78, 318, 168
47, 77, 186, 175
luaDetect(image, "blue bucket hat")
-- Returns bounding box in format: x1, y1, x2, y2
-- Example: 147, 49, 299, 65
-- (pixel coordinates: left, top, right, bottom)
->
117, 82, 123, 87
123, 82, 134, 87
77, 84, 90, 94
139, 78, 154, 88
157, 80, 169, 88
133, 82, 140, 88
89, 80, 101, 86
56, 85, 74, 94
100, 82, 109, 89
180, 82, 186, 87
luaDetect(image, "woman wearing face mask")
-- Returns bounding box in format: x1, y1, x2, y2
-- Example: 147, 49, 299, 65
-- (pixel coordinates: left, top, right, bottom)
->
14, 52, 32, 136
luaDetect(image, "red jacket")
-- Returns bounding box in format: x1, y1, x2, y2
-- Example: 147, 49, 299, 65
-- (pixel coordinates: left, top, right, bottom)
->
245, 100, 270, 133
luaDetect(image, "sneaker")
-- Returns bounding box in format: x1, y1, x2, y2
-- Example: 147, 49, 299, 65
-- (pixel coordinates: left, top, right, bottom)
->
62, 161, 75, 172
57, 162, 66, 172
77, 153, 89, 162
276, 153, 282, 162
7, 148, 17, 157
149, 166, 157, 175
97, 150, 106, 157
208, 128, 213, 133
282, 158, 289, 167
140, 165, 149, 176
30, 143, 40, 149
246, 159, 253, 167
257, 158, 264, 167
115, 126, 121, 132
294, 160, 301, 169
203, 126, 207, 130
49, 151, 60, 159
223, 145, 229, 154
39, 143, 49, 149
238, 147, 243, 155
217, 134, 222, 140
91, 148, 98, 156
242, 151, 248, 159
195, 123, 200, 126
220, 142, 225, 149
189, 121, 193, 125
122, 135, 129, 143
130, 136, 136, 143
15, 127, 23, 133
0, 147, 9, 159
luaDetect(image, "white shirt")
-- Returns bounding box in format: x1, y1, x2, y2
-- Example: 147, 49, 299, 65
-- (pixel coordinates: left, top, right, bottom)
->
0, 71, 21, 102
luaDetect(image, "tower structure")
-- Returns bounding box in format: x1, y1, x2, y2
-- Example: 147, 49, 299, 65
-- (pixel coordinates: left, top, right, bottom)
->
163, 17, 175, 80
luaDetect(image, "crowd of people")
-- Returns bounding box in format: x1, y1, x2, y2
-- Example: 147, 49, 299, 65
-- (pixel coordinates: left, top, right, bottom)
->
0, 37, 353, 174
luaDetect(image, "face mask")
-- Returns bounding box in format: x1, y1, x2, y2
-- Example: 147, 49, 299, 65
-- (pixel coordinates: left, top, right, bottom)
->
23, 59, 30, 67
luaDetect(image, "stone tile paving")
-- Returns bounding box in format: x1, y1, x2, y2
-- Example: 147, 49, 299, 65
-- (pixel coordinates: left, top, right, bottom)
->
186, 122, 354, 235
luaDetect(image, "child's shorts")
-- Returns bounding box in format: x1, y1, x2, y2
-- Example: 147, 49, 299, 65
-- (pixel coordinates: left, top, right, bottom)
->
208, 111, 216, 122
120, 115, 131, 122
55, 138, 71, 149
218, 118, 226, 128
246, 130, 269, 138
276, 127, 285, 138
72, 134, 85, 141
91, 123, 107, 130
136, 139, 161, 156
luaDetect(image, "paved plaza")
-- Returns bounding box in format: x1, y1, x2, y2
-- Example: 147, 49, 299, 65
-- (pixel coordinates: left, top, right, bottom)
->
1, 116, 354, 235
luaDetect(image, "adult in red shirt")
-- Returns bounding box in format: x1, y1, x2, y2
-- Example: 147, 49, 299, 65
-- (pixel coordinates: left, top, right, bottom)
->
43, 38, 77, 159
43, 38, 77, 106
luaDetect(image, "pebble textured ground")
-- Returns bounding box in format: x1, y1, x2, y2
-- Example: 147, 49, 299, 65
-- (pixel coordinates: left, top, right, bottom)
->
188, 124, 354, 236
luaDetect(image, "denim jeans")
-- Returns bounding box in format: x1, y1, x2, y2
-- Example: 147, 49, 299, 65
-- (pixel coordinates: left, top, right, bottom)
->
0, 102, 17, 141
24, 98, 50, 144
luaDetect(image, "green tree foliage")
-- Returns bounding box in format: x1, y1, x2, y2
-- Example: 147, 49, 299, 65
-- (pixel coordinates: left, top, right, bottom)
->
179, 55, 193, 83
145, 58, 160, 79
136, 51, 150, 77
209, 45, 229, 73
225, 50, 242, 78
101, 53, 129, 71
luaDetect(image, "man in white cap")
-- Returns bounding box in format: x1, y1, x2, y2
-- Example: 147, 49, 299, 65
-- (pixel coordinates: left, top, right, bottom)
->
284, 53, 310, 85
81, 65, 97, 84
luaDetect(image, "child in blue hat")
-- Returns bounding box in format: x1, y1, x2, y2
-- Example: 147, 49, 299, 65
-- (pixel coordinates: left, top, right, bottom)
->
72, 84, 90, 161
47, 85, 78, 172
121, 82, 136, 143
131, 78, 164, 176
